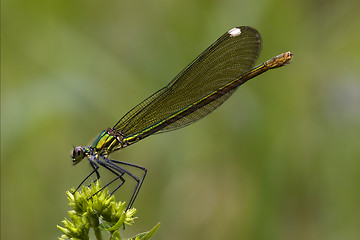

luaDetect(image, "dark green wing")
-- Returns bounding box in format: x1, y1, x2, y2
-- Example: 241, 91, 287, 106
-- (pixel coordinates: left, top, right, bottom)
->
113, 26, 261, 137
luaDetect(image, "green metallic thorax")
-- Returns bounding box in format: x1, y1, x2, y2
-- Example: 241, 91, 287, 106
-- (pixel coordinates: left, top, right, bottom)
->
89, 128, 140, 156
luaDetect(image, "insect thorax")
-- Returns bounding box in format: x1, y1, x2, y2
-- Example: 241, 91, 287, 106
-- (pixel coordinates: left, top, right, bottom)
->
90, 128, 126, 155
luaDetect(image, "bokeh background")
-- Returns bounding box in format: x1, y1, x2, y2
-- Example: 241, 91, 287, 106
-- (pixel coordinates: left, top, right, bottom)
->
2, 0, 360, 239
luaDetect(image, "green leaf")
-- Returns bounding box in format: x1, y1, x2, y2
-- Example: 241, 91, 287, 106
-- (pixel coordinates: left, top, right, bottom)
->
128, 222, 160, 240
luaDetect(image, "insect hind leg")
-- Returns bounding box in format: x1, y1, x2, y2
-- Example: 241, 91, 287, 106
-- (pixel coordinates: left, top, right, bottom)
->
99, 156, 147, 211
92, 159, 127, 197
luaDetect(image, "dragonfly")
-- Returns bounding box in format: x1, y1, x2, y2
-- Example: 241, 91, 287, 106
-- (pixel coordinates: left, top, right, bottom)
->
72, 26, 293, 210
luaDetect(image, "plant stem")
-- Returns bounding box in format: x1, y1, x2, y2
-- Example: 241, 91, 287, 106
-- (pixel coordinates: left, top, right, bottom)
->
94, 227, 103, 240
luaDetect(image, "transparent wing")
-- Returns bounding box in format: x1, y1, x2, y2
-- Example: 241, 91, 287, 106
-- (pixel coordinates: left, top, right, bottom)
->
113, 26, 261, 137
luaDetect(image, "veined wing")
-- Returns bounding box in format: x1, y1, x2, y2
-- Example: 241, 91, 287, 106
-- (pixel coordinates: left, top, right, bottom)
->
113, 26, 261, 138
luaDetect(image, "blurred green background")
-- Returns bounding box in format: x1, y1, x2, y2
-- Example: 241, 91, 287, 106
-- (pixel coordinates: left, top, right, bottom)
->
2, 0, 360, 239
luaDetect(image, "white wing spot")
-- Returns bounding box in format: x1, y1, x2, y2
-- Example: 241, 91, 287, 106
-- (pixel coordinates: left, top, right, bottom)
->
228, 27, 241, 37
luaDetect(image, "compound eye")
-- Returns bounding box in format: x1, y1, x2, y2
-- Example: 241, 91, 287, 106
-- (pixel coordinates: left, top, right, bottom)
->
72, 146, 85, 164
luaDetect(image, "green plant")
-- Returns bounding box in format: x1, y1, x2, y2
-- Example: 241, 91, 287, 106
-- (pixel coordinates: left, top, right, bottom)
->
58, 181, 160, 240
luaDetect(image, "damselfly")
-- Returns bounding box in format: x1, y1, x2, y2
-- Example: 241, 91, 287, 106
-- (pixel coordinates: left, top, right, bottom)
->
72, 26, 293, 210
